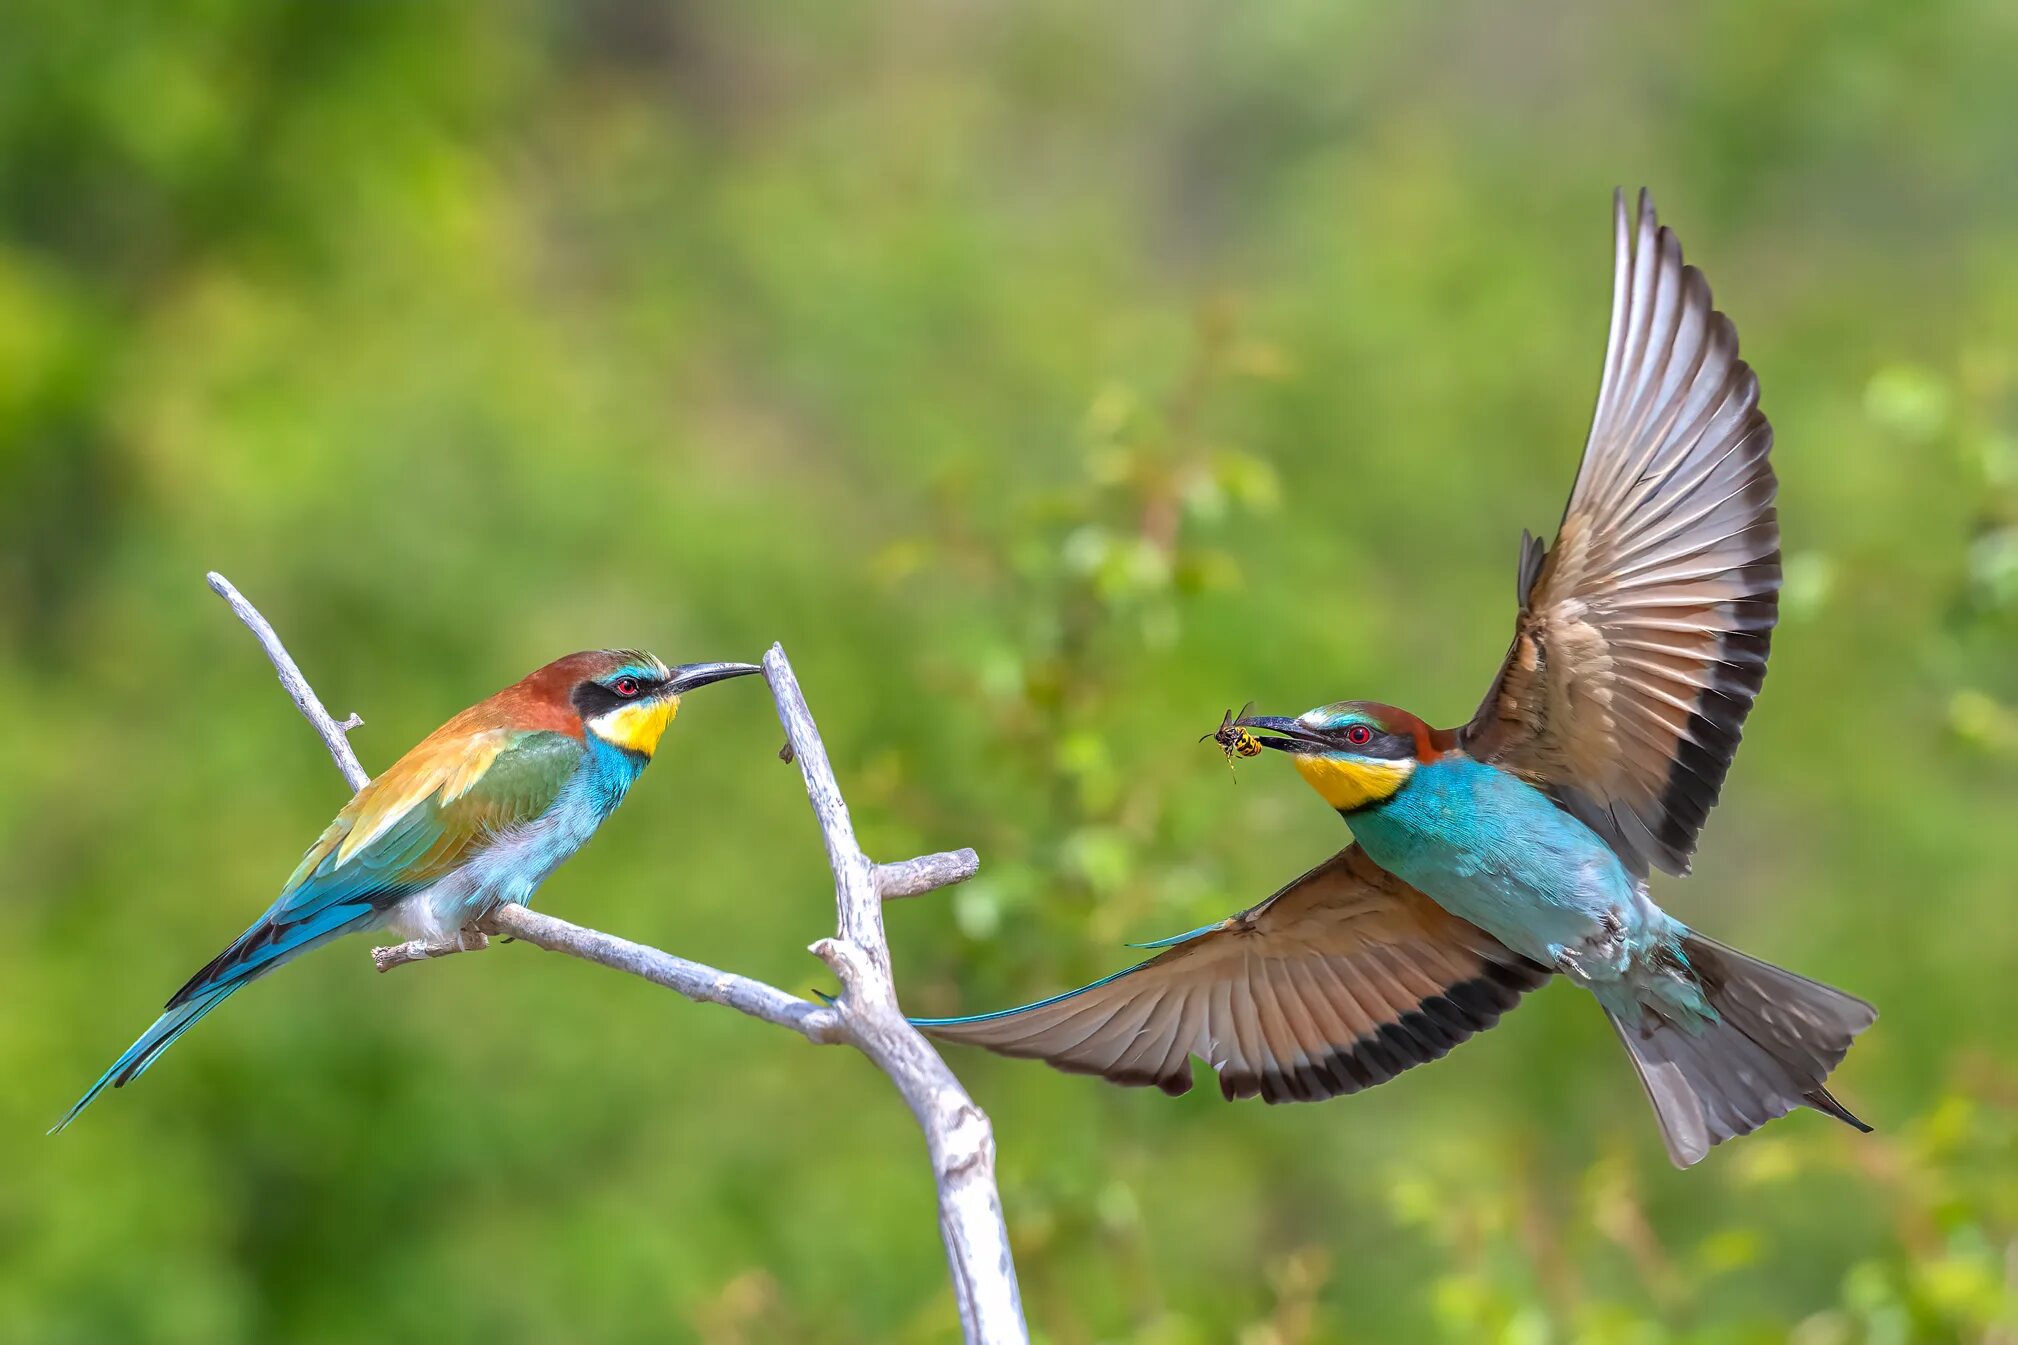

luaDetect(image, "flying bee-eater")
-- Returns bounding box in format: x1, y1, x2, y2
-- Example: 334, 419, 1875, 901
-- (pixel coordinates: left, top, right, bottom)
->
919, 190, 1874, 1167
56, 650, 760, 1131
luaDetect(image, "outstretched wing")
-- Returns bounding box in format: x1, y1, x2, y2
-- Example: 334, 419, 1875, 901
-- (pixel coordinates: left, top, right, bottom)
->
1463, 189, 1779, 876
168, 724, 583, 1005
916, 847, 1550, 1103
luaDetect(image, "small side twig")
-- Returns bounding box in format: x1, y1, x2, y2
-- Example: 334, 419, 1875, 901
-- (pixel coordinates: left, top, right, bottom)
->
206, 575, 1027, 1345
371, 928, 489, 971
877, 849, 980, 900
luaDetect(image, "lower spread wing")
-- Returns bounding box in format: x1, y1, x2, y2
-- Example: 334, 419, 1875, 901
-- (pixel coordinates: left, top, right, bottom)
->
916, 846, 1551, 1103
1464, 189, 1778, 876
167, 724, 584, 1005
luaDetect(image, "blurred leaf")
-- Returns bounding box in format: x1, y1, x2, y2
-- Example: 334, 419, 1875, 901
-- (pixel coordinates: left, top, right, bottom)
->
1864, 364, 1953, 444
1950, 689, 2018, 758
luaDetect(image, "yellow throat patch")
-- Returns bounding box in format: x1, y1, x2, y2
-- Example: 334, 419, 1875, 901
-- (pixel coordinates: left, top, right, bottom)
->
591, 696, 679, 757
1292, 753, 1414, 812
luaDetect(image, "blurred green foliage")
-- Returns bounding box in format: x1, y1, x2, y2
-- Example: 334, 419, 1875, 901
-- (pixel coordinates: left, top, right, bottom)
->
3, 2, 2016, 1342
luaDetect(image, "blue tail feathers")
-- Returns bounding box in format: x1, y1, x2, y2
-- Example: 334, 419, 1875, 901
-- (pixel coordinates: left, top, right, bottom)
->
52, 906, 374, 1132
1607, 931, 1876, 1167
51, 983, 242, 1132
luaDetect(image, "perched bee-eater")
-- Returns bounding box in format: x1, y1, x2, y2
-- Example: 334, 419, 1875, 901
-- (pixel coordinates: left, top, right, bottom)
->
56, 650, 760, 1131
920, 191, 1874, 1167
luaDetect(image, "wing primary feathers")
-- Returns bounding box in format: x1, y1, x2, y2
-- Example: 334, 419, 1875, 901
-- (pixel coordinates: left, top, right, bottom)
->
1464, 189, 1779, 876
918, 847, 1554, 1105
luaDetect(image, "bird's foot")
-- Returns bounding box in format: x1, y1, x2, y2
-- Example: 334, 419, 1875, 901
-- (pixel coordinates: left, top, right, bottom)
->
1553, 914, 1630, 984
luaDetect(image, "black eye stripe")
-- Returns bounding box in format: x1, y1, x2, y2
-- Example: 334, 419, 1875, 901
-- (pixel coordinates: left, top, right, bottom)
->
570, 674, 660, 719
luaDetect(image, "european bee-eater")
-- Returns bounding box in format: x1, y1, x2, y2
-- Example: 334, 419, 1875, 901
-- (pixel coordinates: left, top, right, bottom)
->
919, 191, 1875, 1167
56, 650, 760, 1130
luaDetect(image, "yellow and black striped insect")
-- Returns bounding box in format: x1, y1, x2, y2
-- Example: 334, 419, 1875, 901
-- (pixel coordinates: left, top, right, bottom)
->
1203, 701, 1263, 777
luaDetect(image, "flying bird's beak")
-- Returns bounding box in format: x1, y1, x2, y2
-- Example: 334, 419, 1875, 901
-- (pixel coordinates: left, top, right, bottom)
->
664, 662, 763, 695
1231, 714, 1331, 754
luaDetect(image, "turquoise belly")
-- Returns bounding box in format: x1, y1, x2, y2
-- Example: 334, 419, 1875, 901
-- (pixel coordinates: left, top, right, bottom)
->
1343, 756, 1639, 967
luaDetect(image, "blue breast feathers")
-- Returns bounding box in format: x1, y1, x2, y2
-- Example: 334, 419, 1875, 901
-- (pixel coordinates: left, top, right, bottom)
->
1343, 755, 1654, 970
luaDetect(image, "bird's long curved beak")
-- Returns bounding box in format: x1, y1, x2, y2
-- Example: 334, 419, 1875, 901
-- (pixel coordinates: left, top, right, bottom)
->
1231, 714, 1330, 754
665, 662, 763, 695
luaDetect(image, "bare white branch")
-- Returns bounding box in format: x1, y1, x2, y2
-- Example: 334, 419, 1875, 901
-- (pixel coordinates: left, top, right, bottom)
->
763, 645, 1024, 1342
371, 850, 976, 975
483, 903, 844, 1042
207, 572, 370, 792
207, 575, 1027, 1345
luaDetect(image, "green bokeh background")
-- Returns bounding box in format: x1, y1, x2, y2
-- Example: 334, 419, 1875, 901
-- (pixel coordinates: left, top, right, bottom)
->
4, 3, 2016, 1342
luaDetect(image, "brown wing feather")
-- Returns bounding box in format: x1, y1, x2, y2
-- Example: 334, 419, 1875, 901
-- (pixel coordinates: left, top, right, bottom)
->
920, 847, 1551, 1103
1463, 189, 1778, 876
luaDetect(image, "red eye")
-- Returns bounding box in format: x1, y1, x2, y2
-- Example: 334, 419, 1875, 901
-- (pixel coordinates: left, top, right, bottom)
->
1344, 724, 1374, 746
611, 676, 641, 698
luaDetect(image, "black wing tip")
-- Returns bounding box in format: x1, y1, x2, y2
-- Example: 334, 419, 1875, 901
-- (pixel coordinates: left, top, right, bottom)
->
932, 955, 1555, 1108
1225, 960, 1552, 1106
1805, 1087, 1874, 1133
943, 1038, 1198, 1098
167, 954, 235, 1010
1069, 1057, 1195, 1097
165, 923, 284, 1008
1645, 554, 1783, 874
